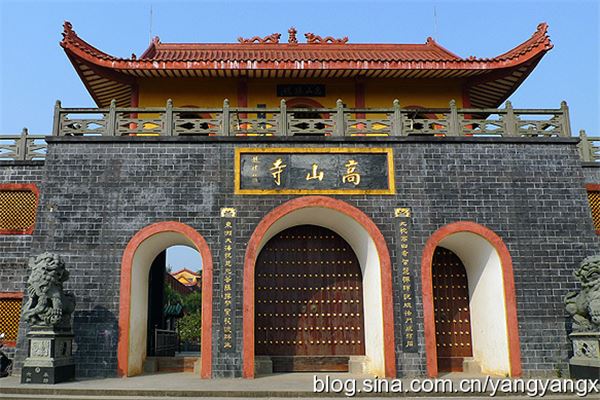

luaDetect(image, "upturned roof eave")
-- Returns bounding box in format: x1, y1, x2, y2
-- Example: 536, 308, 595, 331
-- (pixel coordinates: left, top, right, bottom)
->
60, 21, 552, 73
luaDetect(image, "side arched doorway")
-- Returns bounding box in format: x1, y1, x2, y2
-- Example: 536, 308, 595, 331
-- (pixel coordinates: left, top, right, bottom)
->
432, 247, 473, 372
422, 222, 522, 377
255, 225, 365, 372
117, 222, 213, 378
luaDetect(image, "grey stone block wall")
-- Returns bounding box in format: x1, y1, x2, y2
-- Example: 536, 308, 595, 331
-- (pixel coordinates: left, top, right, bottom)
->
582, 164, 600, 184
0, 137, 598, 378
0, 161, 45, 360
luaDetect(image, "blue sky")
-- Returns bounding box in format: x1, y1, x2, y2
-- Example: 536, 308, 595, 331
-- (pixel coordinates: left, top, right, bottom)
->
0, 0, 598, 270
0, 1, 598, 134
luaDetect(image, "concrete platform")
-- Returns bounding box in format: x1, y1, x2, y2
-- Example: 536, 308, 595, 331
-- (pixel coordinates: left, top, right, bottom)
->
0, 372, 588, 399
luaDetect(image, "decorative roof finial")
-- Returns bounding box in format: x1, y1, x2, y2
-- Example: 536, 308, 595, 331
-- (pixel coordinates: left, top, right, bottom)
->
62, 21, 75, 39
304, 33, 348, 44
288, 27, 298, 44
63, 21, 73, 32
238, 33, 281, 44
535, 22, 549, 36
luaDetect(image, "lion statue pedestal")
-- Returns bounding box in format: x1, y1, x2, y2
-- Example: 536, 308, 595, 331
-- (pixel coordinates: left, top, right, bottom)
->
21, 253, 76, 384
565, 255, 600, 379
569, 333, 600, 379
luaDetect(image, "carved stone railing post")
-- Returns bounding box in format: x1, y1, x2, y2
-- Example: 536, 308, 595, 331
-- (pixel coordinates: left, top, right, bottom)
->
106, 99, 117, 137
17, 128, 28, 161
279, 99, 288, 136
578, 130, 595, 162
561, 101, 572, 138
504, 101, 517, 137
52, 100, 62, 137
391, 99, 403, 136
165, 99, 174, 136
447, 100, 459, 136
221, 99, 231, 136
334, 99, 345, 137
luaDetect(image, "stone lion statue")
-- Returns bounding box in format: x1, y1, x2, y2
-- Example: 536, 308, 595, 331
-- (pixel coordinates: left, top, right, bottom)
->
22, 253, 75, 328
565, 255, 600, 332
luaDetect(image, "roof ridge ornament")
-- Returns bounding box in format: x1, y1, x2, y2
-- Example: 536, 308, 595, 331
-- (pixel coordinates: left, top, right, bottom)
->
238, 33, 281, 44
62, 20, 76, 40
304, 33, 348, 44
288, 27, 298, 44
535, 22, 549, 36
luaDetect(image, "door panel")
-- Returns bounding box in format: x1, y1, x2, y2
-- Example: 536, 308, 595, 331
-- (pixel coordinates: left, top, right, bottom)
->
432, 247, 473, 372
255, 225, 365, 369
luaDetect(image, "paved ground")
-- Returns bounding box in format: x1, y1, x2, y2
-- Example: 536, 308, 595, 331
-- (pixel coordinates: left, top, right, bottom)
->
0, 372, 592, 399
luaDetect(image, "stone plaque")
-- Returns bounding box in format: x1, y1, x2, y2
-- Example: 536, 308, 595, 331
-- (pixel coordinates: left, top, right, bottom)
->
235, 148, 395, 195
277, 84, 325, 97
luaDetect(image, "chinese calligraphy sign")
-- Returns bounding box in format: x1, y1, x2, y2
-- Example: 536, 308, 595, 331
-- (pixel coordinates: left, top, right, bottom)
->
235, 148, 395, 195
220, 207, 237, 352
395, 207, 417, 353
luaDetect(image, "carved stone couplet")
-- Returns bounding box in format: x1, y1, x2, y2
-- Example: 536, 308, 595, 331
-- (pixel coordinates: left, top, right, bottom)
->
220, 206, 237, 352
394, 207, 417, 352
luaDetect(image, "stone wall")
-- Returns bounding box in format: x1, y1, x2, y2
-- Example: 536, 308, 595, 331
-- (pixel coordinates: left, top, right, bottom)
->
0, 161, 45, 360
1, 137, 597, 378
582, 164, 600, 185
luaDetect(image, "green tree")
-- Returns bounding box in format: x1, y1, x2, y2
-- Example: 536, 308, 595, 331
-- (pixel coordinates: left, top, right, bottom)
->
177, 311, 201, 343
182, 291, 201, 313
164, 283, 183, 305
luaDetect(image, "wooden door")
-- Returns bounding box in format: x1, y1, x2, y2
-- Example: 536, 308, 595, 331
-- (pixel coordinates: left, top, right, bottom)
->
432, 247, 473, 372
255, 225, 365, 371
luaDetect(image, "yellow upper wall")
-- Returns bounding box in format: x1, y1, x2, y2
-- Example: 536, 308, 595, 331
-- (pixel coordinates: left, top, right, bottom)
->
138, 77, 465, 109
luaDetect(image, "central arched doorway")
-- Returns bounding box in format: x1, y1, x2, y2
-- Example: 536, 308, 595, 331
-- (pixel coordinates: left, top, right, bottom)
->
243, 196, 396, 378
255, 225, 365, 372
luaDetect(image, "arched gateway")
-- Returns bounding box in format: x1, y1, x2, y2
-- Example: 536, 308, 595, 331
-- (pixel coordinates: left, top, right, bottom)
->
117, 222, 213, 378
243, 196, 396, 378
421, 222, 522, 377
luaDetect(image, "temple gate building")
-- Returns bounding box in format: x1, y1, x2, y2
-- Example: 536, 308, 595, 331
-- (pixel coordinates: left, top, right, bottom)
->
0, 21, 599, 379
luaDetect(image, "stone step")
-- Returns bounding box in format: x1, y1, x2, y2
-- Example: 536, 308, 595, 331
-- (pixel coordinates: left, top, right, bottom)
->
0, 392, 580, 399
144, 356, 198, 373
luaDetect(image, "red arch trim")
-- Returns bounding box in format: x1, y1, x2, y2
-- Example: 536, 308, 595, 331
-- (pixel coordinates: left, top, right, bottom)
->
242, 196, 396, 378
117, 221, 213, 378
421, 221, 521, 377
